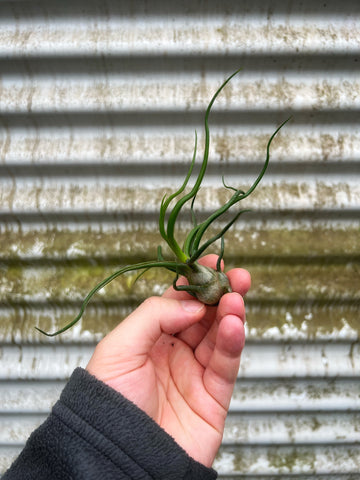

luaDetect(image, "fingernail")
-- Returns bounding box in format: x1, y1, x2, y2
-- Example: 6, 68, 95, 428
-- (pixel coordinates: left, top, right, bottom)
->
180, 300, 204, 313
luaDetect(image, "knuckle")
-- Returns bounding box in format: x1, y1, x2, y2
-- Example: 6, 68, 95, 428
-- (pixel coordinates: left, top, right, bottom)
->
142, 295, 161, 311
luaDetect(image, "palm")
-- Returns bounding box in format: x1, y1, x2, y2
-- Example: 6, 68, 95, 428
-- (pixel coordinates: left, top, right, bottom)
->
149, 328, 228, 465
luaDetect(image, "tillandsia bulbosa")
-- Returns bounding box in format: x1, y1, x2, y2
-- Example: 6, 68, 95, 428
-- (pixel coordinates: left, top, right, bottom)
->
36, 69, 290, 336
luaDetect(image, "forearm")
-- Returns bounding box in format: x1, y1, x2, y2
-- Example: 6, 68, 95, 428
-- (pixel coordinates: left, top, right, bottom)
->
3, 368, 217, 480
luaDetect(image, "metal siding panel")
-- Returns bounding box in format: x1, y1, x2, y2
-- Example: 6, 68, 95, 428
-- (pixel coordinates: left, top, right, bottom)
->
0, 1, 359, 478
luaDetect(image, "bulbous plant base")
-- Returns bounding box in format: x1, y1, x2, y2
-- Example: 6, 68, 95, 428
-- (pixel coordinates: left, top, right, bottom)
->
175, 263, 232, 305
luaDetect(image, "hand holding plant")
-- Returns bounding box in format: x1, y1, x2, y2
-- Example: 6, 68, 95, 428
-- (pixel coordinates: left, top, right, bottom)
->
86, 254, 250, 467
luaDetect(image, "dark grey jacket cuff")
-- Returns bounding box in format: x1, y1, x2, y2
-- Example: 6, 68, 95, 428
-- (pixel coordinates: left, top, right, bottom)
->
58, 367, 217, 479
4, 367, 217, 479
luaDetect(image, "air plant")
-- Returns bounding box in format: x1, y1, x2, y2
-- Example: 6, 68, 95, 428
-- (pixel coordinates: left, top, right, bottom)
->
36, 69, 290, 336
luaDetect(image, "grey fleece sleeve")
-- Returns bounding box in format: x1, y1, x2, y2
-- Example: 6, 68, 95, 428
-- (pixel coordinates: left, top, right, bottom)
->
3, 367, 217, 479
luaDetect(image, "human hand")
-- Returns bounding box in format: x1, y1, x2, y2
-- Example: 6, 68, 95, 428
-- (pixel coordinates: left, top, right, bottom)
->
86, 255, 250, 467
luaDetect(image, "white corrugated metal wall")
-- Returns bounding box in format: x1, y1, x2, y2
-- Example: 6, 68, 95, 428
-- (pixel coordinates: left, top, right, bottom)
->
1, 1, 359, 478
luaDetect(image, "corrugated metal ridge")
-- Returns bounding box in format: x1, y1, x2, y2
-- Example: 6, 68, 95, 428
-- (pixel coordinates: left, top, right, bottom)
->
1, 14, 360, 56
1, 0, 360, 478
0, 342, 359, 380
2, 75, 360, 111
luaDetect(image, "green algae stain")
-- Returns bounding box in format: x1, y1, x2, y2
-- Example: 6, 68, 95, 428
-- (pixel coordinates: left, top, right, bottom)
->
1, 225, 359, 259
267, 447, 316, 474
1, 225, 359, 339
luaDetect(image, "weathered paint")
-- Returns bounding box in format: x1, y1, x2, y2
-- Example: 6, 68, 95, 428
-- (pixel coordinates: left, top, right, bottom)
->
1, 0, 359, 477
1, 180, 359, 213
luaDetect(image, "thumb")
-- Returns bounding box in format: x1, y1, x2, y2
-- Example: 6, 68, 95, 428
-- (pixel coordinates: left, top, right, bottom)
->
87, 296, 206, 389
103, 296, 206, 356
